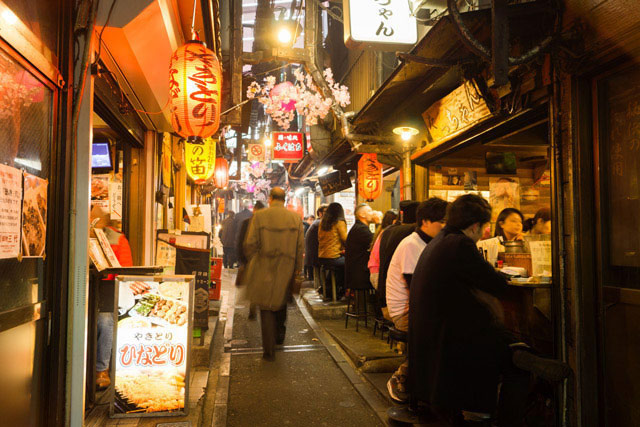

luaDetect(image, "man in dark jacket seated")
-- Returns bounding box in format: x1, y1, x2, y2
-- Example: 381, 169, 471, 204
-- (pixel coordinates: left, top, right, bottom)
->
345, 203, 373, 291
408, 194, 570, 426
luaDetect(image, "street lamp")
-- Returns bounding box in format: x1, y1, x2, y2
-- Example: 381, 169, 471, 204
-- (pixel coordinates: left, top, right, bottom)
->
393, 126, 419, 141
277, 27, 293, 45
263, 135, 272, 147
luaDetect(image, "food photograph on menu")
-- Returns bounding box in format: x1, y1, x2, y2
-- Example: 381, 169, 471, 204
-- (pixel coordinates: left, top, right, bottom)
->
22, 173, 48, 257
112, 277, 193, 416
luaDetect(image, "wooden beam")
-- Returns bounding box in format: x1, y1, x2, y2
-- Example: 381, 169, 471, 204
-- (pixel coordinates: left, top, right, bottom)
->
492, 0, 510, 87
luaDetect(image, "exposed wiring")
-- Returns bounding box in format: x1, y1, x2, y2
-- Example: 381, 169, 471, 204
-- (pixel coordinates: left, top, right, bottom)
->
93, 0, 116, 66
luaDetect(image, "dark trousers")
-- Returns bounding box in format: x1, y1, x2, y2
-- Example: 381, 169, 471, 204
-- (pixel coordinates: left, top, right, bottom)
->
259, 305, 287, 356
223, 246, 236, 267
318, 257, 345, 298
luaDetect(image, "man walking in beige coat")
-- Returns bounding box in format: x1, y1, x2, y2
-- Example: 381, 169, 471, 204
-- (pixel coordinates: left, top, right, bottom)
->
244, 187, 305, 361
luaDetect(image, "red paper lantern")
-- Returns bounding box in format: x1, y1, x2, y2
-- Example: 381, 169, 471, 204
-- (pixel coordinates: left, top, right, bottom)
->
214, 157, 229, 189
358, 153, 383, 201
169, 41, 222, 141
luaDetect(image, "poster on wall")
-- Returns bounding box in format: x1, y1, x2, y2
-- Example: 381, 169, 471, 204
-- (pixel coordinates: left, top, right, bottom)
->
0, 165, 22, 259
489, 177, 520, 222
109, 179, 123, 220
22, 173, 48, 258
185, 204, 212, 233
332, 190, 356, 229
112, 275, 194, 417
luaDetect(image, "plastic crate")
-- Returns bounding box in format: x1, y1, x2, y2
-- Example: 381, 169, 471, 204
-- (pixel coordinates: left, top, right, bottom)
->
209, 279, 221, 300
210, 257, 223, 280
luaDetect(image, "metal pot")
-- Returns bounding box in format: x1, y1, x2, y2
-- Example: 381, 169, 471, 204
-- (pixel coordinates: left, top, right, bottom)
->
504, 240, 525, 254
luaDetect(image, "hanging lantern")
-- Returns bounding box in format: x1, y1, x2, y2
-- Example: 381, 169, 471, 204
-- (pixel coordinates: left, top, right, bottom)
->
358, 153, 383, 201
185, 137, 216, 184
169, 40, 222, 142
214, 157, 229, 188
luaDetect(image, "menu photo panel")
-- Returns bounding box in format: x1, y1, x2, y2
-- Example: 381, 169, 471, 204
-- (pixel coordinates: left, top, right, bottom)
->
111, 275, 195, 417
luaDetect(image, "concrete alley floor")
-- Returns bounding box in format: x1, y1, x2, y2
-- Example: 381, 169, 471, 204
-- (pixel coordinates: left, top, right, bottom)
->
215, 270, 387, 427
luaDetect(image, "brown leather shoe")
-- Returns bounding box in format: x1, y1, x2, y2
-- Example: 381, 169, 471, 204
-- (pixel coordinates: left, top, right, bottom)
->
96, 370, 111, 389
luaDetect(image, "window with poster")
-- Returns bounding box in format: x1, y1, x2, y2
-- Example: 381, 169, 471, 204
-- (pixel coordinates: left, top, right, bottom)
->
0, 0, 65, 424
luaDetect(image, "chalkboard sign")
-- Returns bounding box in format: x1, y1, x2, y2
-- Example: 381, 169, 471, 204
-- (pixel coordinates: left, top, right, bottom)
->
319, 170, 352, 196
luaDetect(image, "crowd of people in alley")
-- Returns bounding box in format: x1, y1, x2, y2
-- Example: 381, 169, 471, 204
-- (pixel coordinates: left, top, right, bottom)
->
221, 190, 568, 426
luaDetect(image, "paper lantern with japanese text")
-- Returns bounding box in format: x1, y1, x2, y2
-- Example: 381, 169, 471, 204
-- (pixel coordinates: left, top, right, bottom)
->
358, 153, 383, 201
169, 41, 222, 141
185, 138, 216, 184
214, 157, 229, 189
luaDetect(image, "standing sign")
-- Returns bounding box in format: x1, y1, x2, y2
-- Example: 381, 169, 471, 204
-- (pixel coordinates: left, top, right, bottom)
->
247, 144, 265, 162
343, 0, 417, 50
175, 247, 211, 329
112, 275, 194, 417
271, 132, 304, 161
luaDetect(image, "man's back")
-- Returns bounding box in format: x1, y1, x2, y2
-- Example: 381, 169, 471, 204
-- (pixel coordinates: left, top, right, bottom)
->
378, 223, 415, 304
244, 202, 304, 310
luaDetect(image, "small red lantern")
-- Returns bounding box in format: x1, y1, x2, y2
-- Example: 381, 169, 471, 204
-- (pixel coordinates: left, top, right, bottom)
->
214, 157, 229, 188
358, 153, 383, 201
169, 41, 222, 141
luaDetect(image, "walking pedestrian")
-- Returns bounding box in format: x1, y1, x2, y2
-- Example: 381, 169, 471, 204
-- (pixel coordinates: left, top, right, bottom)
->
219, 211, 235, 268
384, 198, 447, 403
408, 194, 570, 425
236, 201, 266, 320
345, 204, 374, 291
304, 205, 327, 280
243, 188, 304, 361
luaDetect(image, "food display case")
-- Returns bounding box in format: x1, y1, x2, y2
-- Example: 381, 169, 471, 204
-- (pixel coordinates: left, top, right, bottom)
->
110, 275, 195, 417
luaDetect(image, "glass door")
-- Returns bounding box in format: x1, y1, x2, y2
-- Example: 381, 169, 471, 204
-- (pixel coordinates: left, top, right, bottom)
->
594, 63, 640, 426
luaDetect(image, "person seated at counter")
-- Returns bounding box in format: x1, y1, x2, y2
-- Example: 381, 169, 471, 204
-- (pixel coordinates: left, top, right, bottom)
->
523, 207, 551, 235
407, 194, 570, 426
318, 202, 348, 299
494, 208, 525, 242
90, 205, 134, 390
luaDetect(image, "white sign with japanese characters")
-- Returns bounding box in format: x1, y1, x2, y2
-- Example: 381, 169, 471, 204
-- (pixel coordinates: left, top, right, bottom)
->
0, 165, 22, 259
344, 0, 417, 49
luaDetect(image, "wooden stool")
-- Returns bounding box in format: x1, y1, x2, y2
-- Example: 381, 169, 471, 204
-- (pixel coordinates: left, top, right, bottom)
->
388, 326, 408, 349
319, 265, 338, 302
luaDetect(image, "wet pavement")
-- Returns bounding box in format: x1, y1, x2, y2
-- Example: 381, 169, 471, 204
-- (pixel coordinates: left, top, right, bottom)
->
224, 283, 385, 426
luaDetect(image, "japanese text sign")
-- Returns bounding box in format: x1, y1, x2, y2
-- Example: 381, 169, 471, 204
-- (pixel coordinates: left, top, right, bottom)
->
271, 132, 304, 161
0, 165, 22, 259
185, 138, 217, 184
343, 0, 417, 49
113, 276, 194, 416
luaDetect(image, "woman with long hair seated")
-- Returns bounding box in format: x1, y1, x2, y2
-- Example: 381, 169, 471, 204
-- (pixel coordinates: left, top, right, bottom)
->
318, 202, 347, 299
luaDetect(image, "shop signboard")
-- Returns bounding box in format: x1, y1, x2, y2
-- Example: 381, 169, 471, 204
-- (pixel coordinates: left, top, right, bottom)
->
271, 132, 304, 161
247, 144, 265, 162
422, 80, 493, 149
0, 164, 23, 259
318, 170, 352, 197
175, 247, 210, 329
112, 275, 194, 417
343, 0, 417, 50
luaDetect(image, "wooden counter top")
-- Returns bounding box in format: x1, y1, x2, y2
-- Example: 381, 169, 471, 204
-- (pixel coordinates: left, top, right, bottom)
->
507, 280, 551, 289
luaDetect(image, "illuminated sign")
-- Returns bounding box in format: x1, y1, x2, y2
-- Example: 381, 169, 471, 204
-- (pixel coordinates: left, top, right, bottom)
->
113, 276, 194, 416
185, 138, 216, 184
271, 132, 304, 161
343, 0, 417, 49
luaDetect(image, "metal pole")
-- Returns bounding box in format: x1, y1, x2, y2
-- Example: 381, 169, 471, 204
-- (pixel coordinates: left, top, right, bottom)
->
402, 148, 412, 200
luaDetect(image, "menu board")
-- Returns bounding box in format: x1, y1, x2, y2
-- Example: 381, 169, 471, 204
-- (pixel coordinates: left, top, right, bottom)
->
0, 165, 23, 258
112, 275, 194, 417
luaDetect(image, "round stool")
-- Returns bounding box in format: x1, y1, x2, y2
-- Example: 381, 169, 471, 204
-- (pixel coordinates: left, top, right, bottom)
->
345, 288, 371, 331
319, 264, 339, 302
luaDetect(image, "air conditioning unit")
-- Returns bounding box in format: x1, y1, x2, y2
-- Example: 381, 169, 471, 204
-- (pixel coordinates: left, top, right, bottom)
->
409, 0, 492, 22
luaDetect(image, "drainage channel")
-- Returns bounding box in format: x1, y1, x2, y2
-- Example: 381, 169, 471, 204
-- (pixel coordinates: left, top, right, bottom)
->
226, 343, 325, 355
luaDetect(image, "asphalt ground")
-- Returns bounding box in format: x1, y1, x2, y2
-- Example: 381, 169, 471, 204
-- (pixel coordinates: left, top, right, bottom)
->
226, 298, 384, 427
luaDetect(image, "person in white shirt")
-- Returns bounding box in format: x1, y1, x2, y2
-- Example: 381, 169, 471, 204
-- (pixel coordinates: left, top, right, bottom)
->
386, 198, 448, 403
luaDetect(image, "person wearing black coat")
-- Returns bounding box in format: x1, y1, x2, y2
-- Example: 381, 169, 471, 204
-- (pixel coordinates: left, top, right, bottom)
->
304, 205, 327, 280
408, 194, 570, 425
345, 204, 373, 290
377, 201, 419, 317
